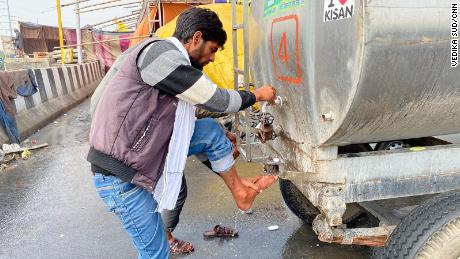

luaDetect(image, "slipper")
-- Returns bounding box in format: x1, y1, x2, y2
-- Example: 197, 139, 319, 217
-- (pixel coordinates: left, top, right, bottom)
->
203, 225, 239, 238
169, 238, 194, 255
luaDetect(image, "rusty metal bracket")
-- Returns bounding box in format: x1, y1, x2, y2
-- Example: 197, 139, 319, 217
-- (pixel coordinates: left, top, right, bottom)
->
263, 157, 283, 175
300, 183, 347, 226
312, 214, 395, 247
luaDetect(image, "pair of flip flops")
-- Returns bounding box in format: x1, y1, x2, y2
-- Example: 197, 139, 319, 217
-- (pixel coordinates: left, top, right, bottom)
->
170, 225, 238, 255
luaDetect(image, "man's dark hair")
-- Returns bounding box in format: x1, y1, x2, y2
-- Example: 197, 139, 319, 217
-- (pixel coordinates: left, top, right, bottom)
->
173, 7, 227, 47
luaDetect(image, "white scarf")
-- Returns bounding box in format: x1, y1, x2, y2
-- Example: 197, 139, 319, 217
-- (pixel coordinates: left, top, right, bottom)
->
153, 37, 197, 211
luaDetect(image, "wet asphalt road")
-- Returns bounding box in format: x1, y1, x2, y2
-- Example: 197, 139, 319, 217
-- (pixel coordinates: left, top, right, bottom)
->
0, 99, 371, 259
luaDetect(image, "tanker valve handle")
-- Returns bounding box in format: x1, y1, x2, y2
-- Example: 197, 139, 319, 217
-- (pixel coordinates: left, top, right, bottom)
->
262, 95, 285, 112
274, 96, 284, 106
256, 96, 285, 143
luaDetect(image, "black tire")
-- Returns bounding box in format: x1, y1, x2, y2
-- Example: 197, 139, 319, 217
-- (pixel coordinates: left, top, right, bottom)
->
279, 179, 363, 225
338, 143, 373, 154
373, 191, 460, 259
279, 179, 319, 224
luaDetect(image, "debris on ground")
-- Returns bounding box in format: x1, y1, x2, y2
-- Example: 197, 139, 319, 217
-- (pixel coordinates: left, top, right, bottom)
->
4, 143, 48, 155
2, 143, 21, 153
268, 225, 279, 231
0, 161, 17, 170
0, 142, 49, 170
21, 149, 31, 160
203, 225, 239, 237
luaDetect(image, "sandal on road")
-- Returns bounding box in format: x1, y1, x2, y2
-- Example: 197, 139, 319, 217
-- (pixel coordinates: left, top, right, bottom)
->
170, 238, 194, 255
203, 225, 239, 238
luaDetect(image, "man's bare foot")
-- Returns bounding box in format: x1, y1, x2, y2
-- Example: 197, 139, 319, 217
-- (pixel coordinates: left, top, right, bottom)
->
232, 186, 259, 211
254, 175, 278, 190
232, 175, 278, 211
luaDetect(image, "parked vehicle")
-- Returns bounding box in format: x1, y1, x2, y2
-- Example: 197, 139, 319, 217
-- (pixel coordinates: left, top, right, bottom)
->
233, 1, 460, 258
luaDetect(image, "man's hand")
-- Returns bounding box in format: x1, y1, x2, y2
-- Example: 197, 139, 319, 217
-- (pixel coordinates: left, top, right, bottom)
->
226, 131, 237, 144
226, 131, 240, 159
251, 86, 277, 104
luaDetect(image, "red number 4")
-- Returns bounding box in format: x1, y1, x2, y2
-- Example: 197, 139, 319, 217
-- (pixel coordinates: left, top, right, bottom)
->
278, 32, 289, 69
270, 14, 302, 85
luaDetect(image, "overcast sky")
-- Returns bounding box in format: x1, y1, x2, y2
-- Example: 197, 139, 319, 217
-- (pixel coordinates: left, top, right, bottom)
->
1, 0, 139, 34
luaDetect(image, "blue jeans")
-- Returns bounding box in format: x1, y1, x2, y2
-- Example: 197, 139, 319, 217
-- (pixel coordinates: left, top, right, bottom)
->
93, 118, 234, 258
93, 174, 170, 259
188, 118, 234, 172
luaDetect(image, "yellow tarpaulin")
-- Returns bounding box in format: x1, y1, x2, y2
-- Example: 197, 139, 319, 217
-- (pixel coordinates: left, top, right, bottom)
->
156, 4, 246, 90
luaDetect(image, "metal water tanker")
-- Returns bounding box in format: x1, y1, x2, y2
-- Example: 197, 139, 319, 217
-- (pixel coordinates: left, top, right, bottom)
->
251, 0, 459, 148
234, 0, 460, 253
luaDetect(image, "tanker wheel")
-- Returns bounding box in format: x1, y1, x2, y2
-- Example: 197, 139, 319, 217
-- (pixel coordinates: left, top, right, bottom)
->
373, 191, 460, 259
279, 179, 319, 224
375, 140, 405, 151
279, 179, 362, 225
280, 144, 371, 224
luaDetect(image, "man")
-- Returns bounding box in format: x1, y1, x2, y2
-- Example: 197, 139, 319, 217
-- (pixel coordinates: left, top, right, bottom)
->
88, 7, 277, 258
92, 59, 241, 255
13, 29, 24, 58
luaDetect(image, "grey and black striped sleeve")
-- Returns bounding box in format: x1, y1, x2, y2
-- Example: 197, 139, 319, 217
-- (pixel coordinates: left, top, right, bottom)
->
137, 40, 256, 113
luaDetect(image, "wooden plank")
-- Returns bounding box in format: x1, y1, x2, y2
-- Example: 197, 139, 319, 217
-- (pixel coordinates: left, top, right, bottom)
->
4, 143, 49, 155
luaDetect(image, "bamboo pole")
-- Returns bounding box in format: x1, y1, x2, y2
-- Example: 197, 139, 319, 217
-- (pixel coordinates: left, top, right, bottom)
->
98, 16, 138, 27
137, 0, 149, 24
75, 1, 83, 63
147, 1, 152, 33
119, 16, 139, 21
123, 20, 137, 25
6, 0, 13, 37
123, 24, 137, 29
53, 34, 150, 49
91, 13, 138, 27
158, 0, 163, 27
77, 1, 142, 14
75, 0, 121, 11
118, 17, 139, 23
61, 0, 91, 8
123, 3, 141, 8
56, 0, 66, 64
96, 16, 139, 27
97, 17, 138, 29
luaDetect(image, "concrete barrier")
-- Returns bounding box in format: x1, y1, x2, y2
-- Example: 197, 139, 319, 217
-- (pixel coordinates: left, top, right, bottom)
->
0, 61, 104, 144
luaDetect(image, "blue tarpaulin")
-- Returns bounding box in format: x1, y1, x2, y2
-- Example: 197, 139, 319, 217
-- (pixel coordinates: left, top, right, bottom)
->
16, 69, 38, 97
